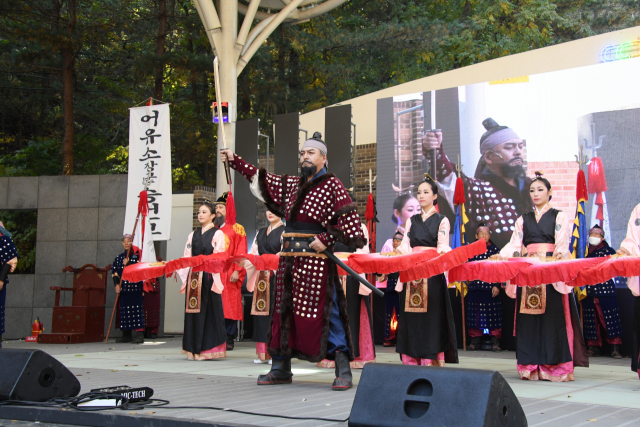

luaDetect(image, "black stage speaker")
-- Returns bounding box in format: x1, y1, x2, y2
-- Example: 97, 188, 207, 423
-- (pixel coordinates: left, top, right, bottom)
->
349, 364, 527, 427
0, 349, 81, 401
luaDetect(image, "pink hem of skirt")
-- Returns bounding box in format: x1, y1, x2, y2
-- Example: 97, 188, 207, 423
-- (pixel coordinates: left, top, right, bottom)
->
401, 353, 445, 366
256, 342, 271, 361
182, 342, 227, 360
317, 299, 377, 369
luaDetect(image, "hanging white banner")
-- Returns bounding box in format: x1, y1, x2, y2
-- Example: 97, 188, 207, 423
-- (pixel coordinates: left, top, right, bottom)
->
124, 104, 172, 240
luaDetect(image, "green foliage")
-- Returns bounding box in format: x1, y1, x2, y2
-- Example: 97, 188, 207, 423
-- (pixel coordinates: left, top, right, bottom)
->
0, 210, 37, 274
0, 0, 639, 189
0, 138, 63, 176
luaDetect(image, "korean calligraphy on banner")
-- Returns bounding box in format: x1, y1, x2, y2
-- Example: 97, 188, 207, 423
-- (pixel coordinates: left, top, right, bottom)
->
124, 104, 172, 240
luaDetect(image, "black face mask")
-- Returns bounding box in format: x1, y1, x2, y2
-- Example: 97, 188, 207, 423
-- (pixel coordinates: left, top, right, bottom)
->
301, 164, 318, 178
213, 215, 225, 228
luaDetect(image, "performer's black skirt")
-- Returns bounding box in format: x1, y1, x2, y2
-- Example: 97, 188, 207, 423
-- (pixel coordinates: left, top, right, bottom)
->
252, 275, 275, 343
631, 296, 640, 374
515, 285, 588, 367
397, 273, 458, 363
0, 283, 6, 335
183, 275, 226, 355
119, 289, 145, 330
345, 276, 374, 358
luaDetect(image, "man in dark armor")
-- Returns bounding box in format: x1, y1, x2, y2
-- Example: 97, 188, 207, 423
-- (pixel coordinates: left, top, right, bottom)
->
221, 132, 365, 390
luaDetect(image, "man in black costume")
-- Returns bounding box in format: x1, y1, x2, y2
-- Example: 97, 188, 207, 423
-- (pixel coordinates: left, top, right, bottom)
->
221, 132, 366, 390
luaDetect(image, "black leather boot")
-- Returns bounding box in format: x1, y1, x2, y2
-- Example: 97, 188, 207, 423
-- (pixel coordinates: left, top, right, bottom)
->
332, 351, 353, 391
611, 344, 622, 359
257, 358, 293, 385
116, 330, 132, 343
131, 331, 144, 344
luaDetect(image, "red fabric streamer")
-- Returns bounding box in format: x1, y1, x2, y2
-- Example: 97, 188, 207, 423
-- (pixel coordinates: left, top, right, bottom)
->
224, 254, 279, 272
122, 262, 167, 283
453, 177, 465, 205
512, 257, 606, 287
399, 239, 487, 283
226, 191, 236, 225
568, 256, 640, 288
138, 190, 149, 216
163, 252, 228, 277
449, 256, 610, 288
587, 157, 607, 194
348, 250, 440, 275
575, 170, 588, 202
365, 193, 375, 221
448, 259, 531, 283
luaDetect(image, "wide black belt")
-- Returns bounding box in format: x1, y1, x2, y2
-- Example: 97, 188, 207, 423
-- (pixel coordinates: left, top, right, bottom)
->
281, 233, 326, 258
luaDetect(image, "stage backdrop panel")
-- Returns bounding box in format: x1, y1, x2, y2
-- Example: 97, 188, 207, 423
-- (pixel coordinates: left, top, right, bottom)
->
125, 104, 172, 240
578, 108, 640, 249
274, 112, 299, 177
376, 97, 395, 252
235, 118, 259, 247
325, 105, 353, 189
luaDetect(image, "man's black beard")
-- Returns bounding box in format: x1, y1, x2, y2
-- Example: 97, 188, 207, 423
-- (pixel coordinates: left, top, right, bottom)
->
301, 164, 317, 178
499, 160, 526, 180
213, 215, 225, 228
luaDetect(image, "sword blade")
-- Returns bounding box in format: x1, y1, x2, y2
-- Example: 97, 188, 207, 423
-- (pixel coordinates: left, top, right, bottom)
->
322, 250, 384, 297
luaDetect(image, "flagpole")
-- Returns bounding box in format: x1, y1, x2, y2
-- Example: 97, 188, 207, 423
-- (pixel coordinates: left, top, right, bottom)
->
105, 212, 140, 343
459, 207, 467, 351
454, 157, 467, 351
574, 149, 589, 339
105, 170, 154, 344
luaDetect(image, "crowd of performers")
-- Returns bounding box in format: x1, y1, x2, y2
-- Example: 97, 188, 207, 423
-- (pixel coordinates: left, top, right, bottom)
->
95, 129, 640, 389
4, 126, 639, 391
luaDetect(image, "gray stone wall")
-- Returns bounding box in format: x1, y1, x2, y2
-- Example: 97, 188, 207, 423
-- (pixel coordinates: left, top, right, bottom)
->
2, 175, 165, 340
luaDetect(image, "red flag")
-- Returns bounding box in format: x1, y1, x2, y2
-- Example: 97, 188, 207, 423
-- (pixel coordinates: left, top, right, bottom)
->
226, 191, 236, 225
365, 193, 375, 221
453, 177, 465, 205
132, 190, 156, 263
588, 158, 607, 224
576, 170, 588, 202
587, 157, 607, 194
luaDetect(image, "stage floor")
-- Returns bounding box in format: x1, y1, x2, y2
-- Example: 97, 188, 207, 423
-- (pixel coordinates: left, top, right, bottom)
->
2, 338, 640, 426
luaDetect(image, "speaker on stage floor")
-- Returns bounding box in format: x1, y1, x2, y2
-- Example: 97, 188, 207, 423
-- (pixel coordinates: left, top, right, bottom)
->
349, 364, 527, 427
0, 349, 80, 401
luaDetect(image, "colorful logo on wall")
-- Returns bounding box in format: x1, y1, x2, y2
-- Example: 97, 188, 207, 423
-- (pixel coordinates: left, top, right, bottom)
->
601, 40, 640, 62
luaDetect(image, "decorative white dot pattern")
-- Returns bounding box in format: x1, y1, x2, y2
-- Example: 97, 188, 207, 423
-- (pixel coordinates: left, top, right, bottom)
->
465, 244, 503, 331
112, 252, 145, 330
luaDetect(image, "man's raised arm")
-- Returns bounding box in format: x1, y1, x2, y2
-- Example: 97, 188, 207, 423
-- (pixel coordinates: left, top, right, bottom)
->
220, 149, 290, 217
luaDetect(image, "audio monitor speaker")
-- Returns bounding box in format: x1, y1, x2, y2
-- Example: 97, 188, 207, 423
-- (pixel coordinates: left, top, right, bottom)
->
0, 349, 81, 401
349, 363, 527, 427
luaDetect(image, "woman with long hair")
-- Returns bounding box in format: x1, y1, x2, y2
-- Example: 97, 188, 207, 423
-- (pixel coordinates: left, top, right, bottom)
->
496, 172, 588, 381
394, 176, 458, 366
177, 202, 228, 360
